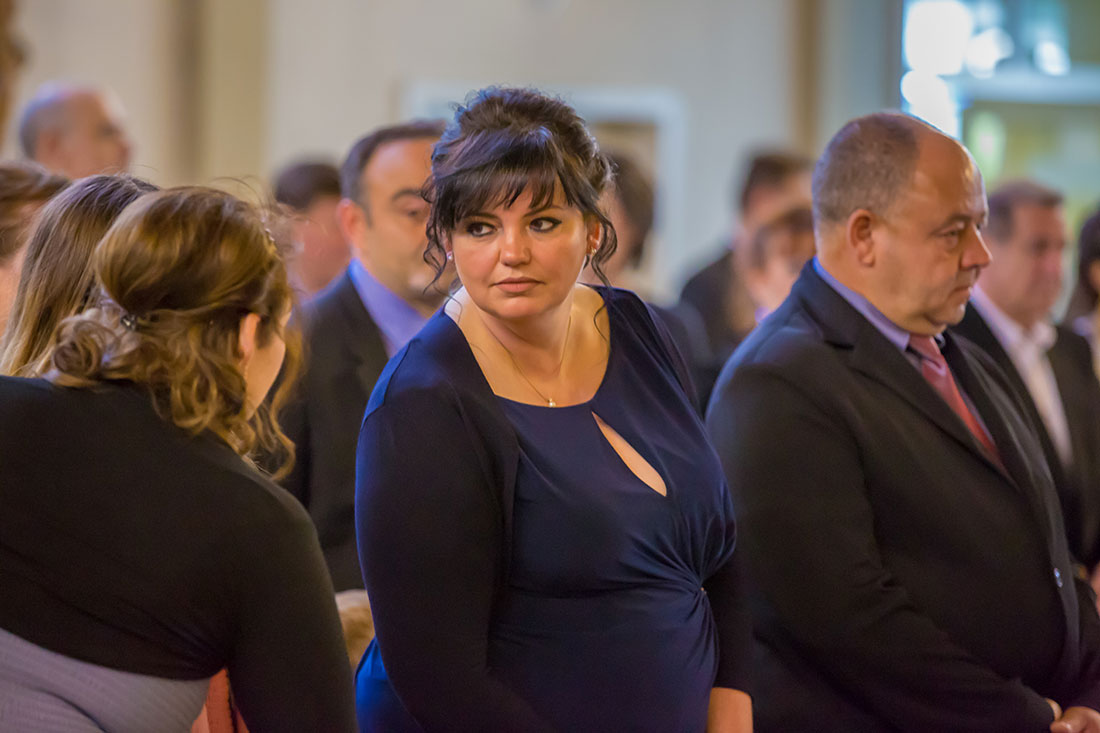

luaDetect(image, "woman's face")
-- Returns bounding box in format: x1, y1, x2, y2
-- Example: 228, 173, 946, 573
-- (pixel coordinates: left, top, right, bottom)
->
449, 186, 600, 324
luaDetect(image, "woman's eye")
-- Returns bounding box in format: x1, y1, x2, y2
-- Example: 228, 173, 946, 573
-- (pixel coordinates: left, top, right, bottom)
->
465, 221, 493, 237
530, 217, 560, 233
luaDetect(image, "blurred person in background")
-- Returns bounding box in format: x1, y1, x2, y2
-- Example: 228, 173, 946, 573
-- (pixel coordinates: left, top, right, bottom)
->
19, 82, 132, 178
356, 86, 750, 733
679, 149, 811, 365
1066, 207, 1100, 378
0, 161, 68, 339
742, 204, 815, 325
273, 159, 351, 297
583, 150, 712, 407
279, 120, 447, 591
0, 186, 355, 732
0, 174, 155, 375
953, 181, 1100, 575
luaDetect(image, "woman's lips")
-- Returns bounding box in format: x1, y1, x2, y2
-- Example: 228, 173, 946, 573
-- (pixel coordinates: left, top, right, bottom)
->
495, 278, 539, 293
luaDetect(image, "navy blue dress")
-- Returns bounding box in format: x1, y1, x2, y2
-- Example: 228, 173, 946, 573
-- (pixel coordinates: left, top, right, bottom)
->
355, 288, 745, 732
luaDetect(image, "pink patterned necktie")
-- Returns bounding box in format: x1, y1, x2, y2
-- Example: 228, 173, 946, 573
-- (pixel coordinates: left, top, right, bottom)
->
909, 335, 1001, 463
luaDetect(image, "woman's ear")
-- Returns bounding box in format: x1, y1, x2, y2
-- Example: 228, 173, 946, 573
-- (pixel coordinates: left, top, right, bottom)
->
585, 215, 602, 255
237, 312, 262, 367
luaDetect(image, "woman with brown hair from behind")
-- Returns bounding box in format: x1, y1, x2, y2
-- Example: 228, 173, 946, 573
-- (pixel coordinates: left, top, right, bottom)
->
0, 173, 155, 375
0, 186, 355, 732
0, 161, 68, 339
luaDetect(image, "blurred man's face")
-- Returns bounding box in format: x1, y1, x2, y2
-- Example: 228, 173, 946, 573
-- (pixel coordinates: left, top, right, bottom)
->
746, 229, 815, 316
348, 137, 444, 312
743, 171, 811, 235
55, 93, 131, 178
978, 203, 1066, 328
293, 194, 350, 295
866, 134, 992, 335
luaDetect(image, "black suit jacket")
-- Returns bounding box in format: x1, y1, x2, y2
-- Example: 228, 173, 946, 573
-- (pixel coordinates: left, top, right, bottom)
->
282, 270, 390, 591
954, 305, 1100, 567
706, 263, 1100, 732
953, 306, 1100, 569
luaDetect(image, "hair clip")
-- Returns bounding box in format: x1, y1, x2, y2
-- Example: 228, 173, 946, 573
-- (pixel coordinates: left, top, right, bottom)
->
120, 312, 140, 332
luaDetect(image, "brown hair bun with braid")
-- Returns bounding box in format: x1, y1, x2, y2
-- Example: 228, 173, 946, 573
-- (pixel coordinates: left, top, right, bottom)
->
49, 186, 300, 477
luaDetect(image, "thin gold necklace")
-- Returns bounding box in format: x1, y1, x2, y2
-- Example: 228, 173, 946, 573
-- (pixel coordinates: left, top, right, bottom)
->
485, 313, 573, 407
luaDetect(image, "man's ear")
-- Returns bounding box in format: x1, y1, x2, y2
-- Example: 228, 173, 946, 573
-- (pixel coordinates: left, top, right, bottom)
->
845, 208, 877, 267
34, 128, 63, 166
337, 198, 367, 253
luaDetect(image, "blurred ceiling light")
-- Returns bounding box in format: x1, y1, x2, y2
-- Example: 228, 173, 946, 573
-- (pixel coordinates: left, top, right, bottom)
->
1034, 40, 1071, 76
904, 0, 974, 75
901, 70, 961, 137
965, 27, 1014, 78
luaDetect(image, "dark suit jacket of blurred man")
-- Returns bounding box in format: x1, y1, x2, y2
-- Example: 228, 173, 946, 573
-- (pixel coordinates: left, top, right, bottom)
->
280, 271, 388, 591
954, 305, 1100, 570
706, 262, 1100, 732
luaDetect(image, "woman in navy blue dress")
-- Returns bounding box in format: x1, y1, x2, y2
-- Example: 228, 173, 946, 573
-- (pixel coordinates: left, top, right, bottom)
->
355, 87, 752, 732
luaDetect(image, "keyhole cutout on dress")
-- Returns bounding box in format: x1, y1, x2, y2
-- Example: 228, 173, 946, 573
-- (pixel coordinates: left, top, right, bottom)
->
591, 412, 668, 497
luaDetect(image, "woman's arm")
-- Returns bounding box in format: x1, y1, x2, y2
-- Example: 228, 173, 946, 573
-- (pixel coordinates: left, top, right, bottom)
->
356, 390, 555, 732
708, 687, 753, 733
226, 498, 357, 732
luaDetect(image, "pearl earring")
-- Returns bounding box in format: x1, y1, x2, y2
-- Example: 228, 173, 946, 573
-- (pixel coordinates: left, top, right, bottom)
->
446, 251, 454, 261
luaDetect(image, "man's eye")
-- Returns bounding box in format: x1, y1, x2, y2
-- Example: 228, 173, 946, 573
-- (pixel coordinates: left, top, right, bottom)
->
531, 217, 560, 233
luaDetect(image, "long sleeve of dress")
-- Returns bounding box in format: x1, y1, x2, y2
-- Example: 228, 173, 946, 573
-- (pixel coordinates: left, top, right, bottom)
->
355, 388, 557, 732
226, 499, 356, 732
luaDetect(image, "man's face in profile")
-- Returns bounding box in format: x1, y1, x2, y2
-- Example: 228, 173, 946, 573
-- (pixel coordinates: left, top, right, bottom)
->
868, 134, 991, 336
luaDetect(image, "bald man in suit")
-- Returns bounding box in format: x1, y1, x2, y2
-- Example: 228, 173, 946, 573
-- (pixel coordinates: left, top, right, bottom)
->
707, 112, 1100, 732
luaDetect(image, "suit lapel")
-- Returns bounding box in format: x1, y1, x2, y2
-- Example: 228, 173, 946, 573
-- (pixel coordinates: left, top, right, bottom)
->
795, 266, 1008, 477
947, 336, 1055, 538
331, 272, 391, 397
954, 306, 1068, 489
1048, 336, 1089, 466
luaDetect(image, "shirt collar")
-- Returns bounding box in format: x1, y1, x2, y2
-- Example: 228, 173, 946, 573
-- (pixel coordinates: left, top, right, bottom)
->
813, 257, 914, 353
970, 284, 1056, 353
347, 258, 429, 357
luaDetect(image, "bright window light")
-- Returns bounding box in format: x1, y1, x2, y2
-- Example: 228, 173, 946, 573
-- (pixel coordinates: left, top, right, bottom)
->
904, 0, 975, 75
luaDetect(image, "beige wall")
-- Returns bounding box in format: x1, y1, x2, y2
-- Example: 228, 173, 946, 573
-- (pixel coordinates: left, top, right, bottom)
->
7, 0, 898, 297
8, 0, 195, 185
264, 0, 803, 298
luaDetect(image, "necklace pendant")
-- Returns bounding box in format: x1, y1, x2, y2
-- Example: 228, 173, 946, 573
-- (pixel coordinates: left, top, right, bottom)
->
547, 398, 556, 407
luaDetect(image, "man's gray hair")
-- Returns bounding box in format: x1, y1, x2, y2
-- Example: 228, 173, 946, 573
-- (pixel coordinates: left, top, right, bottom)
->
812, 112, 935, 231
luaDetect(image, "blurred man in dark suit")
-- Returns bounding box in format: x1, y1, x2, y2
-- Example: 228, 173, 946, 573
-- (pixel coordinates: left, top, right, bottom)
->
281, 120, 445, 590
953, 181, 1100, 575
679, 150, 810, 364
273, 159, 351, 298
708, 112, 1100, 732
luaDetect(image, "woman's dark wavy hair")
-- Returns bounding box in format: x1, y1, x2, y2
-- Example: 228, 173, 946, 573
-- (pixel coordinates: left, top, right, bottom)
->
424, 87, 617, 285
48, 186, 301, 478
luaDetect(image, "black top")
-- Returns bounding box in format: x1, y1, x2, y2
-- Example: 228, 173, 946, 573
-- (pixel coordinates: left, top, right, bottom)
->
0, 377, 356, 732
355, 287, 750, 732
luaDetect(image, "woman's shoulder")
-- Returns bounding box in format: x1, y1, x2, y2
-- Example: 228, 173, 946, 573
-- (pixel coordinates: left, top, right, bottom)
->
366, 310, 485, 414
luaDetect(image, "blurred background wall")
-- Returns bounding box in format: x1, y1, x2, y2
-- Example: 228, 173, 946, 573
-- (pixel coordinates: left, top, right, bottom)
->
4, 0, 1095, 301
